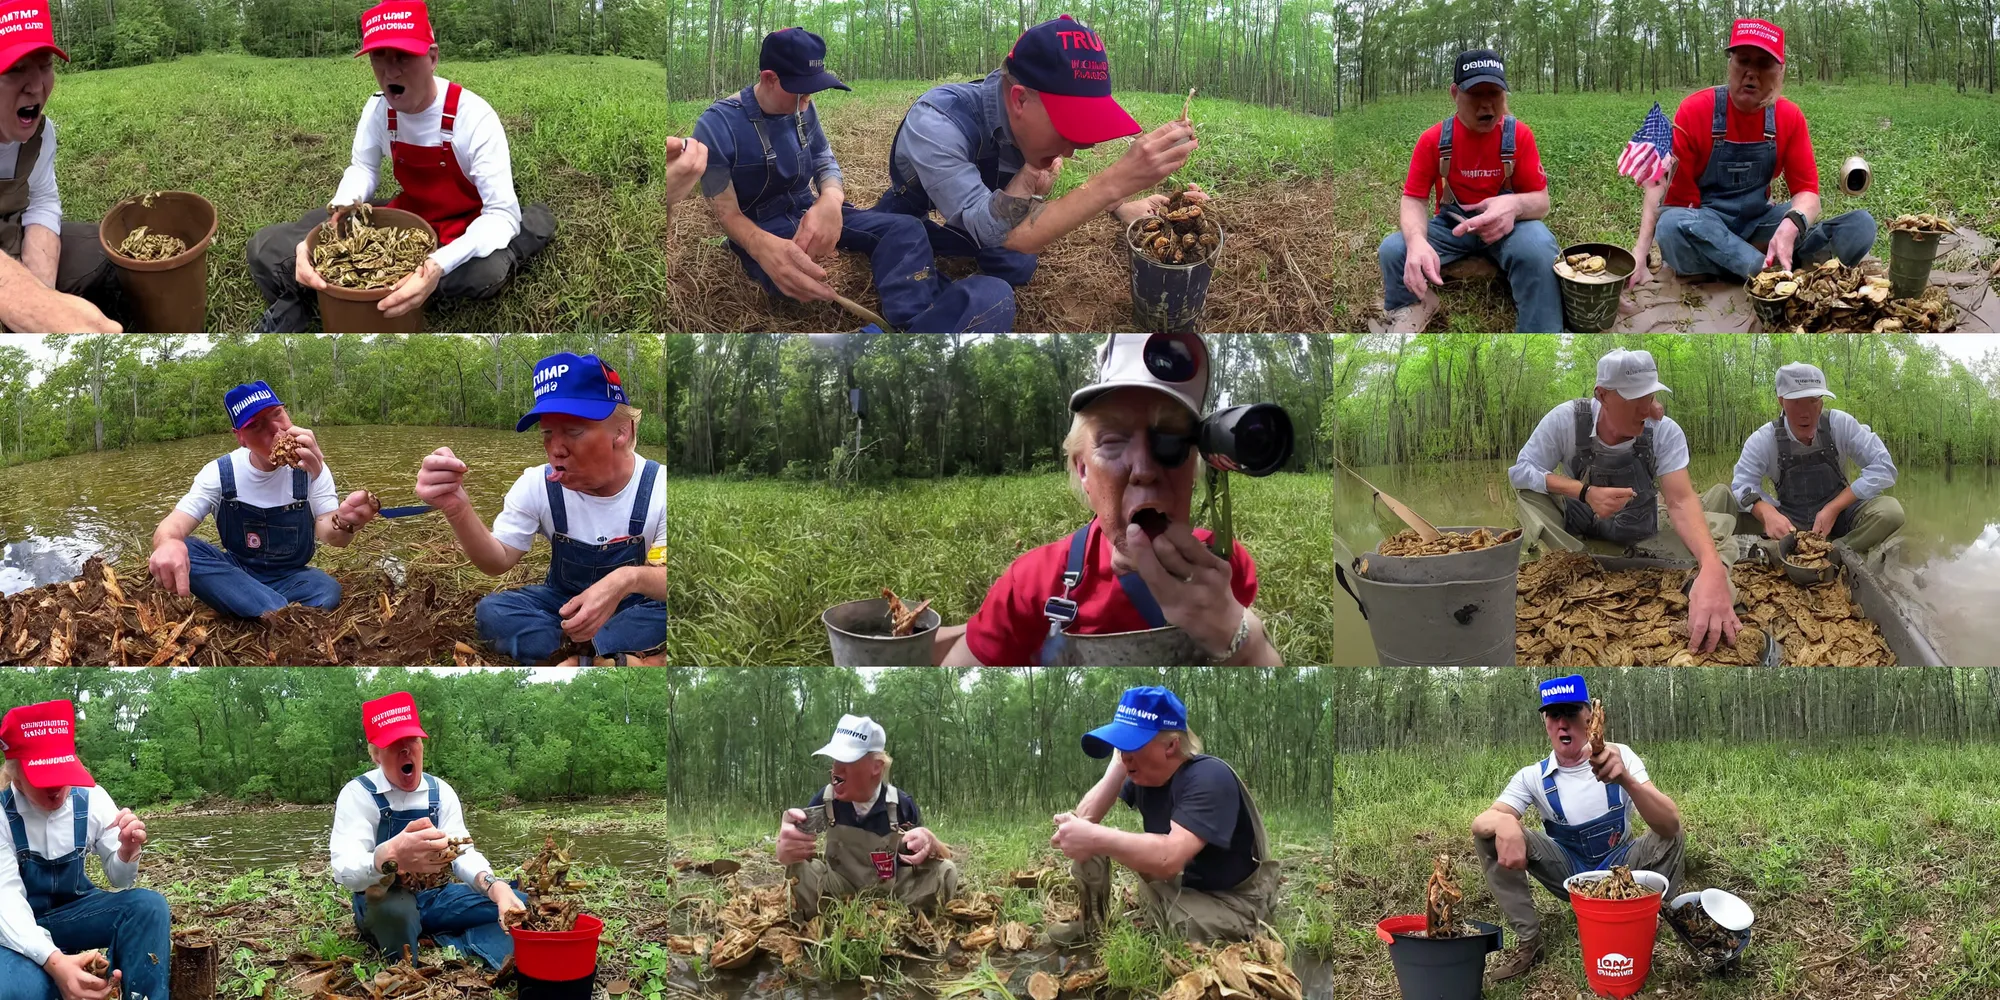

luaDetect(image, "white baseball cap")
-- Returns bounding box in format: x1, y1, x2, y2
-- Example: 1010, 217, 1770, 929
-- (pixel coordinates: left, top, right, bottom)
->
1067, 334, 1211, 419
1596, 348, 1672, 400
813, 714, 886, 763
1774, 362, 1836, 400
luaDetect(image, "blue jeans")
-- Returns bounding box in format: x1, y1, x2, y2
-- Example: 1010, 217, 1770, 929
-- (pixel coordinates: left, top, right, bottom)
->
1379, 216, 1564, 332
0, 888, 171, 1000
1655, 203, 1878, 279
185, 537, 342, 618
475, 583, 666, 664
353, 882, 527, 970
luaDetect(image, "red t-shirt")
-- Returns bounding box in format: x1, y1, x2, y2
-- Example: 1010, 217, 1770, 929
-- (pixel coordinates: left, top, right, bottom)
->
1401, 116, 1548, 210
964, 522, 1259, 667
1664, 89, 1818, 209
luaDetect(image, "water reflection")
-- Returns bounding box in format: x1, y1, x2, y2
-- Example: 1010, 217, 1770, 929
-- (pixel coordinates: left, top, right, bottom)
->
0, 536, 103, 595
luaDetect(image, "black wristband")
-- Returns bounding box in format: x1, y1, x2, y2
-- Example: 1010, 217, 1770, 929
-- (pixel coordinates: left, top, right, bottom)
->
1785, 210, 1810, 237
1579, 484, 1591, 506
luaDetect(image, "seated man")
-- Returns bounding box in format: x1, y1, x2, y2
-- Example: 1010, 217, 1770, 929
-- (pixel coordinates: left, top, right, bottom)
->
774, 715, 957, 921
0, 0, 121, 333
417, 353, 664, 664
1377, 48, 1561, 333
146, 381, 380, 618
248, 0, 555, 331
694, 28, 1012, 333
0, 700, 170, 1000
1700, 361, 1904, 555
330, 692, 526, 968
1048, 687, 1279, 943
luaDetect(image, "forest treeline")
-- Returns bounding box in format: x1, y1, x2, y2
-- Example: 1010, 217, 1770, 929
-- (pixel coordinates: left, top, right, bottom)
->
0, 334, 667, 470
665, 334, 1332, 480
50, 0, 665, 69
661, 668, 1331, 812
0, 668, 674, 806
1331, 334, 2000, 468
1326, 667, 2000, 750
666, 0, 1998, 115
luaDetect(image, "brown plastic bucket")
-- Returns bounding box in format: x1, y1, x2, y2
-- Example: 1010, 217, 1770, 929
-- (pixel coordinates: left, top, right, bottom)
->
306, 208, 435, 333
98, 192, 217, 333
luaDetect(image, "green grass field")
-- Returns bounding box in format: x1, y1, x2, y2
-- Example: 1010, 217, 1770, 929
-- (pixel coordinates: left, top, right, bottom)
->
664, 473, 1334, 665
1324, 742, 2000, 999
1319, 83, 2000, 329
52, 53, 666, 332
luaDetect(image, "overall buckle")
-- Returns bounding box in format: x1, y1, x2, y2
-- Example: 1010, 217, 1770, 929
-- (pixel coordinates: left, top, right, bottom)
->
1042, 597, 1078, 624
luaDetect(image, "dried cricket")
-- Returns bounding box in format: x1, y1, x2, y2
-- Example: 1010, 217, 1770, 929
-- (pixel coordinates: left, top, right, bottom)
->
1424, 854, 1463, 938
1570, 865, 1659, 900
116, 225, 188, 262
1667, 896, 1747, 964
1752, 259, 1956, 332
1378, 527, 1520, 558
81, 954, 110, 976
881, 588, 933, 637
381, 835, 474, 892
1131, 186, 1221, 266
312, 201, 436, 290
506, 836, 592, 931
1588, 698, 1606, 756
1889, 213, 1954, 234
268, 429, 303, 468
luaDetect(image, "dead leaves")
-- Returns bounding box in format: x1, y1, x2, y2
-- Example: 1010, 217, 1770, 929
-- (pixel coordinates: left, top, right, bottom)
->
1158, 938, 1302, 1000
1424, 854, 1462, 939
1732, 560, 1896, 666
1750, 259, 1958, 332
1786, 530, 1834, 570
1570, 865, 1658, 901
1890, 213, 1955, 234
1378, 527, 1520, 558
882, 587, 933, 637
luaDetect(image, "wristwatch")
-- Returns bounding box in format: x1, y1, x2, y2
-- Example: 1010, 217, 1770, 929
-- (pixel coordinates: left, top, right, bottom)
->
1784, 210, 1810, 238
1579, 484, 1592, 507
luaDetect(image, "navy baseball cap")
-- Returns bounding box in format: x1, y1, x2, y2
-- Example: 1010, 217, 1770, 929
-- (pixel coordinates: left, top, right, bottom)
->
224, 381, 284, 429
1004, 15, 1140, 146
1453, 48, 1509, 92
1082, 686, 1188, 758
761, 27, 849, 94
517, 353, 630, 432
1538, 674, 1590, 711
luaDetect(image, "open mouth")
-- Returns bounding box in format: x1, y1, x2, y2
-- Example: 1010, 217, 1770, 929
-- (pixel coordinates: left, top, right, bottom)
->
387, 84, 406, 97
1478, 112, 1496, 122
546, 464, 566, 484
400, 762, 416, 775
1559, 733, 1575, 746
831, 774, 847, 791
1131, 507, 1170, 540
15, 104, 40, 130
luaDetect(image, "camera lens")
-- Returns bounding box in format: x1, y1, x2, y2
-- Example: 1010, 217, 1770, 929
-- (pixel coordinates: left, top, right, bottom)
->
1198, 404, 1294, 477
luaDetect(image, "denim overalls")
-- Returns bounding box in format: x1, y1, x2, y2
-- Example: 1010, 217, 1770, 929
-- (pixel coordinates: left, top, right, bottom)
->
184, 454, 344, 618
878, 70, 1041, 288
0, 789, 171, 1000
1538, 756, 1634, 873
1771, 411, 1856, 537
347, 774, 519, 969
1559, 398, 1661, 544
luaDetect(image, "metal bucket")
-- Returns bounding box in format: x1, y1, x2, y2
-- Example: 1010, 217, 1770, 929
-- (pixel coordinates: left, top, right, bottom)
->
1337, 563, 1518, 666
98, 191, 217, 333
1049, 625, 1210, 666
1126, 216, 1219, 333
1750, 291, 1793, 330
1555, 242, 1633, 333
822, 598, 941, 666
1355, 526, 1522, 585
1888, 227, 1943, 299
306, 208, 435, 333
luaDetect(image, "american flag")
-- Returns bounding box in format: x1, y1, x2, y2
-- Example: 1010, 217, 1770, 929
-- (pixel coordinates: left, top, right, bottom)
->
1618, 102, 1673, 187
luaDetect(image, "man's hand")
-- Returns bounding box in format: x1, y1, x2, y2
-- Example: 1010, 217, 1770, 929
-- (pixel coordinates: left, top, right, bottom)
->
1588, 742, 1630, 787
148, 537, 192, 597
335, 490, 381, 532
664, 135, 708, 204
1757, 504, 1795, 540
1586, 485, 1637, 520
751, 237, 837, 303
1811, 506, 1839, 538
415, 447, 476, 517
1403, 236, 1443, 300
558, 568, 634, 643
1763, 218, 1802, 272
793, 199, 844, 259
899, 826, 939, 866
111, 809, 147, 863
1050, 812, 1102, 862
1494, 826, 1528, 871
1123, 522, 1246, 660
776, 808, 818, 865
1452, 196, 1519, 244
379, 260, 443, 318
387, 818, 451, 873
293, 237, 334, 292
1119, 183, 1208, 223
1105, 120, 1198, 198
487, 878, 526, 926
6, 286, 119, 334
1626, 253, 1654, 289
283, 427, 327, 479
1009, 157, 1061, 199
43, 951, 118, 1000
1685, 566, 1742, 653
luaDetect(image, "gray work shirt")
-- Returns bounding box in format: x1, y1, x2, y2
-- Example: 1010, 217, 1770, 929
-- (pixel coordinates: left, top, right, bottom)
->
1727, 407, 1897, 511
892, 70, 1026, 249
691, 93, 844, 201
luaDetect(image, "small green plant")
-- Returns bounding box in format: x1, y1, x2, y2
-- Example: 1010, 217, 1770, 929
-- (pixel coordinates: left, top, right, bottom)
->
219, 947, 275, 1000
629, 943, 673, 1000
808, 896, 896, 982
296, 928, 366, 963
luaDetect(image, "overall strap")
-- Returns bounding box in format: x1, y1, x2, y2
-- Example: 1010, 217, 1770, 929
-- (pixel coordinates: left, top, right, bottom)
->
425, 775, 440, 822
1771, 416, 1790, 459
1115, 571, 1169, 630
1635, 422, 1657, 480
355, 774, 393, 818
217, 454, 239, 500
292, 466, 308, 502
1436, 117, 1457, 206
440, 82, 462, 147
628, 461, 660, 537
1499, 116, 1518, 192
882, 784, 901, 829
1540, 755, 1568, 824
385, 92, 399, 143
69, 789, 88, 853
1709, 85, 1730, 139
1043, 523, 1091, 628
1762, 101, 1777, 141
1, 789, 23, 854
545, 467, 569, 538
737, 86, 779, 175
1570, 399, 1595, 477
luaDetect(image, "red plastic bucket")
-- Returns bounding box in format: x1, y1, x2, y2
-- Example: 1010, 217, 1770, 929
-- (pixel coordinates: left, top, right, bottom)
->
1564, 871, 1668, 998
509, 913, 602, 981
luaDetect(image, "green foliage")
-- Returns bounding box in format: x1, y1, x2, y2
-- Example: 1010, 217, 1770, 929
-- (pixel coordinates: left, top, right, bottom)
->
811, 895, 898, 982
220, 946, 276, 1000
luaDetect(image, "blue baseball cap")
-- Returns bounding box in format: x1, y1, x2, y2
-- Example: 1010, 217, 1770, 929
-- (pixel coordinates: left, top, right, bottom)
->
224, 381, 284, 429
1004, 15, 1140, 146
518, 353, 629, 432
1539, 674, 1590, 711
1081, 686, 1187, 758
761, 27, 849, 94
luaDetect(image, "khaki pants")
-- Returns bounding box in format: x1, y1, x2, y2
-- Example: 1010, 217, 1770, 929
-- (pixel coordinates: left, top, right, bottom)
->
1698, 483, 1905, 555
1517, 489, 1743, 565
1070, 853, 1277, 943
786, 856, 958, 921
1473, 828, 1685, 944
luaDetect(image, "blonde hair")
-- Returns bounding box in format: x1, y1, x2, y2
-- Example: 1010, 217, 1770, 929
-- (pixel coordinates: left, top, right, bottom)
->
611, 404, 643, 453
1155, 729, 1203, 759
1062, 396, 1198, 502
866, 749, 894, 779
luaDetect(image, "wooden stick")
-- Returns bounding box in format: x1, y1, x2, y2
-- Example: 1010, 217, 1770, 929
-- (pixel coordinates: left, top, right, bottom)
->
1335, 459, 1442, 542
1181, 86, 1196, 124
832, 293, 889, 330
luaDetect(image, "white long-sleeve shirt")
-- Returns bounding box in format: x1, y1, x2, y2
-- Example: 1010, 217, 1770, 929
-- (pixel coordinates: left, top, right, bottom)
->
1727, 407, 1898, 512
1508, 397, 1693, 493
0, 117, 63, 240
328, 769, 494, 893
0, 786, 138, 966
332, 80, 522, 276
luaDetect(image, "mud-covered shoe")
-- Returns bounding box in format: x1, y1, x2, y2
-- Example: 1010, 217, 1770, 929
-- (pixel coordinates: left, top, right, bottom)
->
1486, 937, 1543, 981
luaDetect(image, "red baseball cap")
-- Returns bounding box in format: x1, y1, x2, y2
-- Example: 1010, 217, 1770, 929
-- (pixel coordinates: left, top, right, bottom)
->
1727, 18, 1785, 64
0, 1, 70, 75
355, 0, 436, 58
0, 700, 94, 789
1004, 16, 1140, 146
362, 692, 429, 747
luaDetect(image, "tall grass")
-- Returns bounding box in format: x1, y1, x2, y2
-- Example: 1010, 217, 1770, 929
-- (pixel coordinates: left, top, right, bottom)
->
664, 473, 1332, 665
